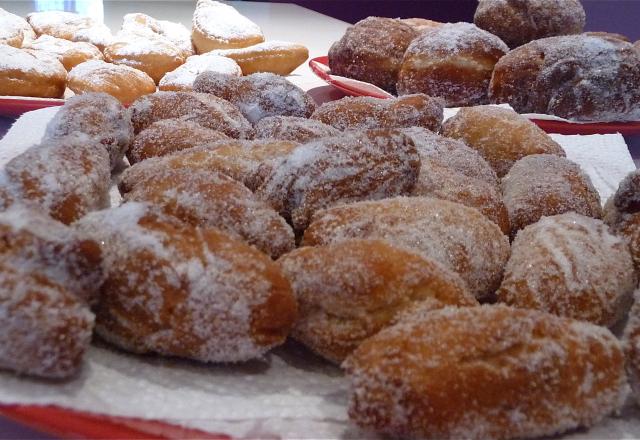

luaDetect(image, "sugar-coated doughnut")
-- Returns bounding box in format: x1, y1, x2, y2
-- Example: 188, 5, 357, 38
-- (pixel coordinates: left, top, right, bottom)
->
254, 116, 340, 143
502, 154, 602, 239
26, 10, 113, 50
498, 213, 636, 327
193, 72, 316, 123
400, 18, 443, 33
303, 197, 510, 300
604, 169, 640, 270
129, 91, 254, 138
441, 106, 565, 177
75, 202, 297, 362
68, 60, 156, 104
623, 291, 640, 403
211, 40, 308, 75
345, 305, 628, 440
44, 93, 133, 170
159, 53, 241, 92
0, 8, 36, 47
0, 45, 66, 98
123, 167, 295, 258
311, 94, 443, 132
278, 239, 476, 364
192, 0, 264, 54
121, 13, 194, 57
128, 118, 230, 164
257, 129, 420, 232
26, 35, 102, 71
489, 34, 640, 122
474, 0, 586, 48
328, 17, 418, 94
397, 22, 509, 106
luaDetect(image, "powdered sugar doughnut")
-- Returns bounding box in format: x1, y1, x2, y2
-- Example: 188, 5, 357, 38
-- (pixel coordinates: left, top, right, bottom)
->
44, 93, 133, 170
68, 60, 156, 104
303, 197, 510, 300
441, 106, 565, 177
121, 13, 194, 57
0, 45, 66, 98
159, 53, 241, 92
128, 118, 230, 164
75, 202, 297, 362
26, 11, 113, 50
0, 8, 36, 47
502, 154, 602, 239
254, 116, 340, 143
311, 94, 443, 132
192, 0, 264, 54
328, 17, 418, 94
345, 305, 628, 439
129, 91, 254, 138
498, 213, 636, 327
278, 239, 476, 364
193, 72, 316, 123
397, 22, 509, 106
474, 0, 586, 48
211, 40, 308, 75
26, 35, 102, 71
489, 34, 640, 122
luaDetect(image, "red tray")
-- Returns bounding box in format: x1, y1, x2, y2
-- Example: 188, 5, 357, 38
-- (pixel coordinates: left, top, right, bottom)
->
0, 97, 65, 118
308, 56, 640, 136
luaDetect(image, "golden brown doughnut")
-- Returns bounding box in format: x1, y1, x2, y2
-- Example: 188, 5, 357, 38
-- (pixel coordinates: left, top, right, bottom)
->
604, 169, 640, 270
441, 105, 565, 177
254, 116, 340, 143
75, 202, 297, 362
303, 196, 510, 300
397, 22, 508, 106
44, 92, 133, 170
128, 118, 230, 164
68, 60, 156, 104
158, 53, 241, 92
501, 154, 602, 239
1, 133, 111, 225
193, 72, 316, 123
328, 17, 418, 94
192, 0, 264, 54
26, 35, 103, 70
497, 213, 636, 327
257, 129, 420, 232
0, 8, 36, 47
121, 13, 194, 57
210, 40, 309, 75
623, 290, 640, 403
0, 45, 66, 98
129, 91, 255, 138
489, 34, 640, 122
278, 239, 476, 364
311, 94, 443, 132
474, 0, 586, 48
26, 10, 113, 50
345, 305, 628, 439
123, 167, 295, 258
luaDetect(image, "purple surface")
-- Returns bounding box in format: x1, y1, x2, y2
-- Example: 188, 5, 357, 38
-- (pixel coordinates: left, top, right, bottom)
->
0, 418, 53, 440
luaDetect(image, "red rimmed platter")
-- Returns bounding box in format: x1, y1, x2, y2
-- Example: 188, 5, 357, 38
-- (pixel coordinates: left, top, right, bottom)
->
0, 97, 65, 118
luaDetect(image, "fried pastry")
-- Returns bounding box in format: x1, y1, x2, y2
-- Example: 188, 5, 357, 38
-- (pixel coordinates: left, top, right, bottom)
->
26, 10, 113, 50
211, 40, 308, 75
604, 169, 640, 269
26, 35, 103, 70
0, 8, 36, 47
254, 116, 340, 143
0, 45, 66, 98
623, 290, 640, 403
121, 13, 194, 57
158, 53, 241, 92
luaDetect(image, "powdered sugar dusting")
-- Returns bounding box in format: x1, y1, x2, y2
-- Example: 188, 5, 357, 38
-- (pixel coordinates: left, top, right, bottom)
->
193, 0, 263, 43
159, 54, 241, 91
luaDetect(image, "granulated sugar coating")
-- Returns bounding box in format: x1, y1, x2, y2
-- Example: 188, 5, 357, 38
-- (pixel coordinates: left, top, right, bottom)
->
344, 305, 628, 440
254, 116, 340, 143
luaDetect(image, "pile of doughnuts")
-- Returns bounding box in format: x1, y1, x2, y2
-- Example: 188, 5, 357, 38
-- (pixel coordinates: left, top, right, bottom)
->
0, 2, 309, 102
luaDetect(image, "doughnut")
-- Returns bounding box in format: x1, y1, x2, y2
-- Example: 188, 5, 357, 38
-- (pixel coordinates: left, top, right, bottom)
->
278, 239, 476, 364
26, 10, 113, 50
311, 94, 443, 132
344, 305, 628, 440
0, 45, 66, 98
497, 213, 636, 327
397, 22, 509, 106
254, 116, 340, 143
474, 0, 586, 48
44, 93, 133, 170
68, 60, 156, 104
192, 0, 264, 53
441, 106, 565, 177
257, 129, 420, 232
328, 17, 418, 94
75, 202, 297, 362
120, 139, 299, 194
210, 40, 309, 75
26, 35, 103, 71
123, 167, 295, 258
193, 72, 316, 123
400, 18, 443, 33
129, 91, 255, 138
1, 133, 111, 225
501, 154, 602, 239
303, 196, 510, 300
159, 53, 241, 92
489, 34, 640, 122
623, 291, 640, 403
0, 8, 36, 47
128, 118, 230, 164
121, 13, 194, 57
604, 169, 640, 269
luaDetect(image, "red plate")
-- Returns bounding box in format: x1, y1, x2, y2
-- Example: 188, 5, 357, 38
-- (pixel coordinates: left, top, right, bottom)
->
0, 97, 65, 118
308, 56, 640, 136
